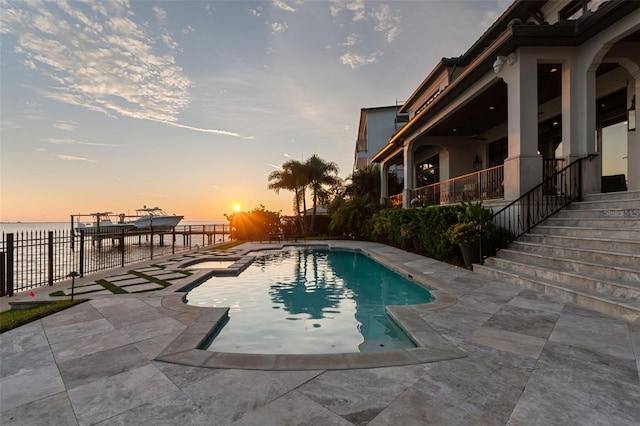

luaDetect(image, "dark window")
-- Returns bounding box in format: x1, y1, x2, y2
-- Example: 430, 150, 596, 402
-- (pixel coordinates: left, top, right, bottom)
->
488, 139, 508, 167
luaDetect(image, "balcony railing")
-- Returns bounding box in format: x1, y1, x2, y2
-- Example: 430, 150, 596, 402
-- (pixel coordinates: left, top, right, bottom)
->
411, 165, 504, 207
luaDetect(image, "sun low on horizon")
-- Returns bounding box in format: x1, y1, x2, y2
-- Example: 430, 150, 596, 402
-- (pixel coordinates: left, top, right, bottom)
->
233, 204, 242, 212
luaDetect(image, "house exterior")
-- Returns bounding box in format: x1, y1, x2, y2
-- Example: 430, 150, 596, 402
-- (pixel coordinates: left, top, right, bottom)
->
354, 105, 407, 172
371, 0, 640, 209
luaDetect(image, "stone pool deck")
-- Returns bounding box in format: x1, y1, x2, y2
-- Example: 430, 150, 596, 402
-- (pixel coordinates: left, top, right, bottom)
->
1, 241, 639, 425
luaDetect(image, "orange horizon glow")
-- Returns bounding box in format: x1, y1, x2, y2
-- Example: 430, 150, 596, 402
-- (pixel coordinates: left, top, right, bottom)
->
0, 191, 293, 223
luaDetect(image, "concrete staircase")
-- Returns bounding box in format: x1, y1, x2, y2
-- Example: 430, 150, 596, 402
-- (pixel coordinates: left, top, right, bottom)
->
474, 191, 640, 322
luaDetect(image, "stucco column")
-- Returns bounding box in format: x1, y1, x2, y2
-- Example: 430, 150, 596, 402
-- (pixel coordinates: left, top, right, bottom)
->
629, 73, 640, 191
561, 56, 599, 194
562, 54, 597, 159
402, 142, 414, 208
498, 50, 543, 200
379, 161, 389, 205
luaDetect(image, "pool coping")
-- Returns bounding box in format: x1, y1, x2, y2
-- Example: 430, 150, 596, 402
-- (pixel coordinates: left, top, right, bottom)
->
155, 243, 468, 370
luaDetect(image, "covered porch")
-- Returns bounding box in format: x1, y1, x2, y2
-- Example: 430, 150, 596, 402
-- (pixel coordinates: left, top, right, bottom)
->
375, 1, 640, 209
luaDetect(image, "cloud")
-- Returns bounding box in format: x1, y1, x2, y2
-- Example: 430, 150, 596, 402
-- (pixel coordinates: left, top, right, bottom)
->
152, 5, 167, 24
340, 50, 383, 69
330, 1, 399, 68
181, 25, 195, 35
341, 33, 359, 47
1, 1, 242, 138
44, 137, 124, 147
269, 163, 283, 170
330, 0, 365, 22
2, 120, 24, 129
250, 7, 262, 17
271, 22, 288, 33
150, 119, 248, 138
52, 120, 78, 131
371, 4, 400, 42
57, 154, 97, 163
272, 0, 297, 13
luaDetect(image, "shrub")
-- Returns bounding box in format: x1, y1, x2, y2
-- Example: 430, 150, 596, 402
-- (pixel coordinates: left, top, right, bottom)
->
225, 205, 281, 240
367, 205, 463, 261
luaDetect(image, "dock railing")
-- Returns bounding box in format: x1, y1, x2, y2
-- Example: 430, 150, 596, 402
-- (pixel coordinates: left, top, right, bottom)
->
1, 224, 230, 296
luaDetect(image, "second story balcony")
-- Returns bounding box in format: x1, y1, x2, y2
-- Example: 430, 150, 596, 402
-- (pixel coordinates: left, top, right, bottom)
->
409, 165, 504, 207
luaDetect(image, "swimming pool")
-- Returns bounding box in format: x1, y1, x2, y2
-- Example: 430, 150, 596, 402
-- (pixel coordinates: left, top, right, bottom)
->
184, 247, 433, 354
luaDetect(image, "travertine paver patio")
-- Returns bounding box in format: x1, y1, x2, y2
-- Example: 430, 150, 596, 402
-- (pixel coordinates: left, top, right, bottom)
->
1, 241, 638, 425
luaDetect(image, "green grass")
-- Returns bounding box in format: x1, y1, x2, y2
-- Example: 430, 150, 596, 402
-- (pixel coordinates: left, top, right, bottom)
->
209, 241, 243, 250
0, 299, 88, 333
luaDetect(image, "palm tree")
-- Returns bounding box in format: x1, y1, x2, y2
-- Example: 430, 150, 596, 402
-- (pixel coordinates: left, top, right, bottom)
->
346, 164, 381, 203
329, 165, 382, 238
305, 155, 340, 235
268, 159, 308, 235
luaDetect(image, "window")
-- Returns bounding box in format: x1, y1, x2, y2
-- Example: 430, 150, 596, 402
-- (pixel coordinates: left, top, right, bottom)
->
416, 155, 439, 187
488, 139, 508, 167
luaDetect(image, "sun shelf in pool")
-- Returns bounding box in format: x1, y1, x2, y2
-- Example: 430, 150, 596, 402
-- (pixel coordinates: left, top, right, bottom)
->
184, 247, 433, 355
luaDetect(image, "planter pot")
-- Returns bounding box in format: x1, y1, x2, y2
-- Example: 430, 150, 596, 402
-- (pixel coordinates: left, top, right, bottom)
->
459, 243, 481, 268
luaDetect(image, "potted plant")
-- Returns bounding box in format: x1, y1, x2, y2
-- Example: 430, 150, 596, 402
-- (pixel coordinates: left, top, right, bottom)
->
446, 201, 494, 267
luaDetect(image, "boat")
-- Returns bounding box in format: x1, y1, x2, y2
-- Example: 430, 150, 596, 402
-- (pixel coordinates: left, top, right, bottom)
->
75, 212, 134, 234
129, 206, 183, 229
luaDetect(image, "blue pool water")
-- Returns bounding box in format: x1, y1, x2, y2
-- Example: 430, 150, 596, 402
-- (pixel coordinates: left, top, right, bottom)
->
184, 247, 433, 354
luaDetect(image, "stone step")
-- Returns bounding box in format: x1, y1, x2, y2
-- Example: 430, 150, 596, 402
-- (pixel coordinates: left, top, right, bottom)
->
518, 233, 640, 254
473, 263, 640, 322
583, 190, 640, 202
495, 249, 640, 282
531, 225, 640, 240
567, 199, 640, 211
483, 256, 640, 300
508, 240, 640, 269
551, 208, 640, 219
542, 217, 640, 228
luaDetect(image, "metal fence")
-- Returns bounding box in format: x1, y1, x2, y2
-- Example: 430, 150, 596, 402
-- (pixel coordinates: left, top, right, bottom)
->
0, 224, 230, 296
411, 165, 504, 207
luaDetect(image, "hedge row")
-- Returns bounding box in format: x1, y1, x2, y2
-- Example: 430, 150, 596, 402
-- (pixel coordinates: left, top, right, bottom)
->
367, 205, 465, 261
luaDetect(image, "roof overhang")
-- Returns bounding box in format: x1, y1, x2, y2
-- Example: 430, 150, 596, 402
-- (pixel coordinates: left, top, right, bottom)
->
371, 0, 639, 163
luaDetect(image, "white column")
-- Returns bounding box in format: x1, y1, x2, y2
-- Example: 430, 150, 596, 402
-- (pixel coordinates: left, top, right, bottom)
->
561, 56, 600, 194
379, 161, 389, 205
402, 142, 414, 208
499, 49, 543, 199
629, 72, 640, 191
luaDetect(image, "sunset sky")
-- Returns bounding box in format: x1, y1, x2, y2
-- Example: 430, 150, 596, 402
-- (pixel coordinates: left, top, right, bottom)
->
1, 0, 509, 223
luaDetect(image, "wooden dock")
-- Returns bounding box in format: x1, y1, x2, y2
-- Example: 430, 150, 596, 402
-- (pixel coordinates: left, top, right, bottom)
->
77, 224, 231, 248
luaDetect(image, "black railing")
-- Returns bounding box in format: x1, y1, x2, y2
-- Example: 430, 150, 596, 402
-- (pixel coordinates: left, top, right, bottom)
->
0, 224, 230, 296
412, 165, 504, 207
479, 155, 596, 262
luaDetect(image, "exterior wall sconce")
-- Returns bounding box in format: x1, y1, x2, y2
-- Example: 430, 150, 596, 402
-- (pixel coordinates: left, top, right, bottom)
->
629, 96, 636, 131
493, 53, 517, 73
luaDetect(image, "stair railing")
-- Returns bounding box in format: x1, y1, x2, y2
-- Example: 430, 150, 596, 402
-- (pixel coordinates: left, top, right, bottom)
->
479, 154, 597, 264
